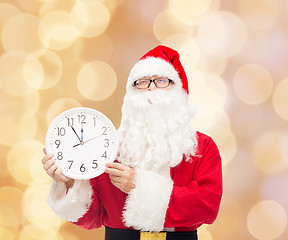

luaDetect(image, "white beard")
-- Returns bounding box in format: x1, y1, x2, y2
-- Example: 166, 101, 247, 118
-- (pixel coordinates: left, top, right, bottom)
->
117, 87, 198, 174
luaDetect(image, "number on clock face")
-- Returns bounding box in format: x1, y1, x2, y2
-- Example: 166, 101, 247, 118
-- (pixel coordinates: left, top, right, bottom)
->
45, 107, 118, 180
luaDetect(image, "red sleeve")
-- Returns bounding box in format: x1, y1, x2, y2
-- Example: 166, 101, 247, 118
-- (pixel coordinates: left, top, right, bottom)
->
72, 178, 104, 230
164, 136, 223, 228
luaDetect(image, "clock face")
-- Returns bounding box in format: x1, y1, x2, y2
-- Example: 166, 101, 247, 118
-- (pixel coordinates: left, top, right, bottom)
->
45, 107, 118, 180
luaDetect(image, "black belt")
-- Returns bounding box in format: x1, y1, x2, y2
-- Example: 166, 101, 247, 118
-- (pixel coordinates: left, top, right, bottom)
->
105, 227, 198, 240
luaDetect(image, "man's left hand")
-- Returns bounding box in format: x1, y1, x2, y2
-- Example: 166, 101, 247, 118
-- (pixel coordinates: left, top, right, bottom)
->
105, 162, 135, 194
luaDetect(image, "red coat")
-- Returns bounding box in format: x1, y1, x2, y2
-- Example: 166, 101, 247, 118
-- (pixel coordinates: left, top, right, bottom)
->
72, 132, 223, 232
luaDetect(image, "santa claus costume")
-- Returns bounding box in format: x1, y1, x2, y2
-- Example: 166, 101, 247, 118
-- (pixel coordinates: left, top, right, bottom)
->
47, 45, 223, 240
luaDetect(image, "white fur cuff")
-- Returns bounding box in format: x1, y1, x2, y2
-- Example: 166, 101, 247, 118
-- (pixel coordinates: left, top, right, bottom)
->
47, 180, 93, 222
123, 169, 173, 232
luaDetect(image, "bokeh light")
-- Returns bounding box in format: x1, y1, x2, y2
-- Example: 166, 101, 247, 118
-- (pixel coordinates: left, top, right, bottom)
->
261, 175, 288, 213
153, 9, 193, 42
0, 51, 37, 96
272, 77, 288, 121
39, 10, 78, 50
170, 0, 213, 17
196, 11, 247, 57
233, 64, 273, 105
46, 98, 82, 126
0, 186, 24, 227
70, 0, 110, 38
0, 226, 16, 240
73, 34, 114, 64
18, 224, 61, 240
1, 13, 43, 52
7, 140, 43, 185
252, 130, 288, 175
0, 3, 21, 29
0, 114, 37, 146
247, 200, 287, 240
23, 49, 63, 90
238, 0, 280, 31
23, 182, 62, 227
77, 61, 117, 101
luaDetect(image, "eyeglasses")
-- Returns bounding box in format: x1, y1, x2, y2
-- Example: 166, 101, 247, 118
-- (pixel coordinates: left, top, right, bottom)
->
133, 77, 174, 89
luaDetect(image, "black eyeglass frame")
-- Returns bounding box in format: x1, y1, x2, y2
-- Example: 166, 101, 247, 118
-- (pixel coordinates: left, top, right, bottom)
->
133, 78, 174, 89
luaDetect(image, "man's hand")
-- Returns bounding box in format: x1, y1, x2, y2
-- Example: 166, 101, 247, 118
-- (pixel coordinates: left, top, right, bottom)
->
42, 148, 74, 189
105, 162, 135, 194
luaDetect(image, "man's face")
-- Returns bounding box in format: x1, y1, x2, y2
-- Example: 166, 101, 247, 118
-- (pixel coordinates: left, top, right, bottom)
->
133, 75, 174, 91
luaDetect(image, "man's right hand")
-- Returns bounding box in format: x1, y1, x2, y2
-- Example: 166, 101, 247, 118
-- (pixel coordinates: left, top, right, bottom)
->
42, 148, 74, 189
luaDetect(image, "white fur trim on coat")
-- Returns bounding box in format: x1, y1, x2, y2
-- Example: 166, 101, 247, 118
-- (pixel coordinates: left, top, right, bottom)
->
47, 180, 93, 222
123, 169, 173, 232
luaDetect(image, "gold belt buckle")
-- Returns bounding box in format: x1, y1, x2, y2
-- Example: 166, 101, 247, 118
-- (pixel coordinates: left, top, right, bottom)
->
140, 232, 167, 240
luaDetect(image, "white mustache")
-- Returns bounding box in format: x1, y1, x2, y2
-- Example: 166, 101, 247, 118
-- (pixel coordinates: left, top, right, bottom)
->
128, 90, 174, 109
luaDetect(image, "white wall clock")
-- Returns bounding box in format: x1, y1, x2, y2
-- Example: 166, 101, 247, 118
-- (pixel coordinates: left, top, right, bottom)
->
45, 107, 118, 180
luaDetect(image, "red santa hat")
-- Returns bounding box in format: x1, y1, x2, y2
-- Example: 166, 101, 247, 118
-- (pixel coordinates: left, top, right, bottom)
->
127, 45, 189, 94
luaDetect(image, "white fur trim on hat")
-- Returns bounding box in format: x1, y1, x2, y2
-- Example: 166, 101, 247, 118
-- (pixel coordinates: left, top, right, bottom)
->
46, 180, 93, 222
123, 168, 173, 232
127, 57, 182, 91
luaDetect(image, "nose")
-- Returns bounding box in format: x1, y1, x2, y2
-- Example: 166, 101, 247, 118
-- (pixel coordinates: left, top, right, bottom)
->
148, 81, 157, 91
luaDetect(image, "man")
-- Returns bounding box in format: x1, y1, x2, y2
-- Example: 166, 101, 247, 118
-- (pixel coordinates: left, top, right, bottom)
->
42, 45, 223, 240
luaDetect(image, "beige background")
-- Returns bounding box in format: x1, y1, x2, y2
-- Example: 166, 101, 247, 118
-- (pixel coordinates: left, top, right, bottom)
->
0, 0, 288, 239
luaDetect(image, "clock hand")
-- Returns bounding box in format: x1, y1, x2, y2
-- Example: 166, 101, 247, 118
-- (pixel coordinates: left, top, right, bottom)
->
73, 134, 103, 147
81, 123, 84, 142
71, 125, 82, 143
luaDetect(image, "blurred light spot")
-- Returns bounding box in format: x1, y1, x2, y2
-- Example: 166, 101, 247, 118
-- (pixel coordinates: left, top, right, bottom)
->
30, 149, 51, 182
0, 204, 19, 227
16, 0, 43, 14
252, 131, 287, 175
189, 86, 227, 130
0, 51, 37, 96
71, 0, 110, 38
238, 0, 280, 31
272, 77, 288, 121
39, 10, 78, 50
46, 98, 82, 126
0, 186, 24, 227
77, 61, 117, 101
247, 200, 287, 239
0, 3, 21, 29
153, 9, 193, 42
169, 0, 220, 27
23, 50, 63, 90
169, 0, 213, 17
73, 34, 114, 64
0, 91, 40, 119
211, 194, 243, 237
206, 74, 228, 101
196, 11, 247, 57
23, 182, 62, 227
261, 176, 288, 213
1, 13, 43, 52
0, 226, 15, 240
186, 67, 206, 90
206, 127, 237, 167
281, 133, 288, 165
0, 114, 37, 146
233, 64, 273, 105
19, 224, 61, 240
163, 35, 201, 68
197, 228, 213, 240
58, 231, 81, 240
198, 51, 227, 75
7, 140, 43, 185
224, 150, 257, 197
231, 105, 263, 137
